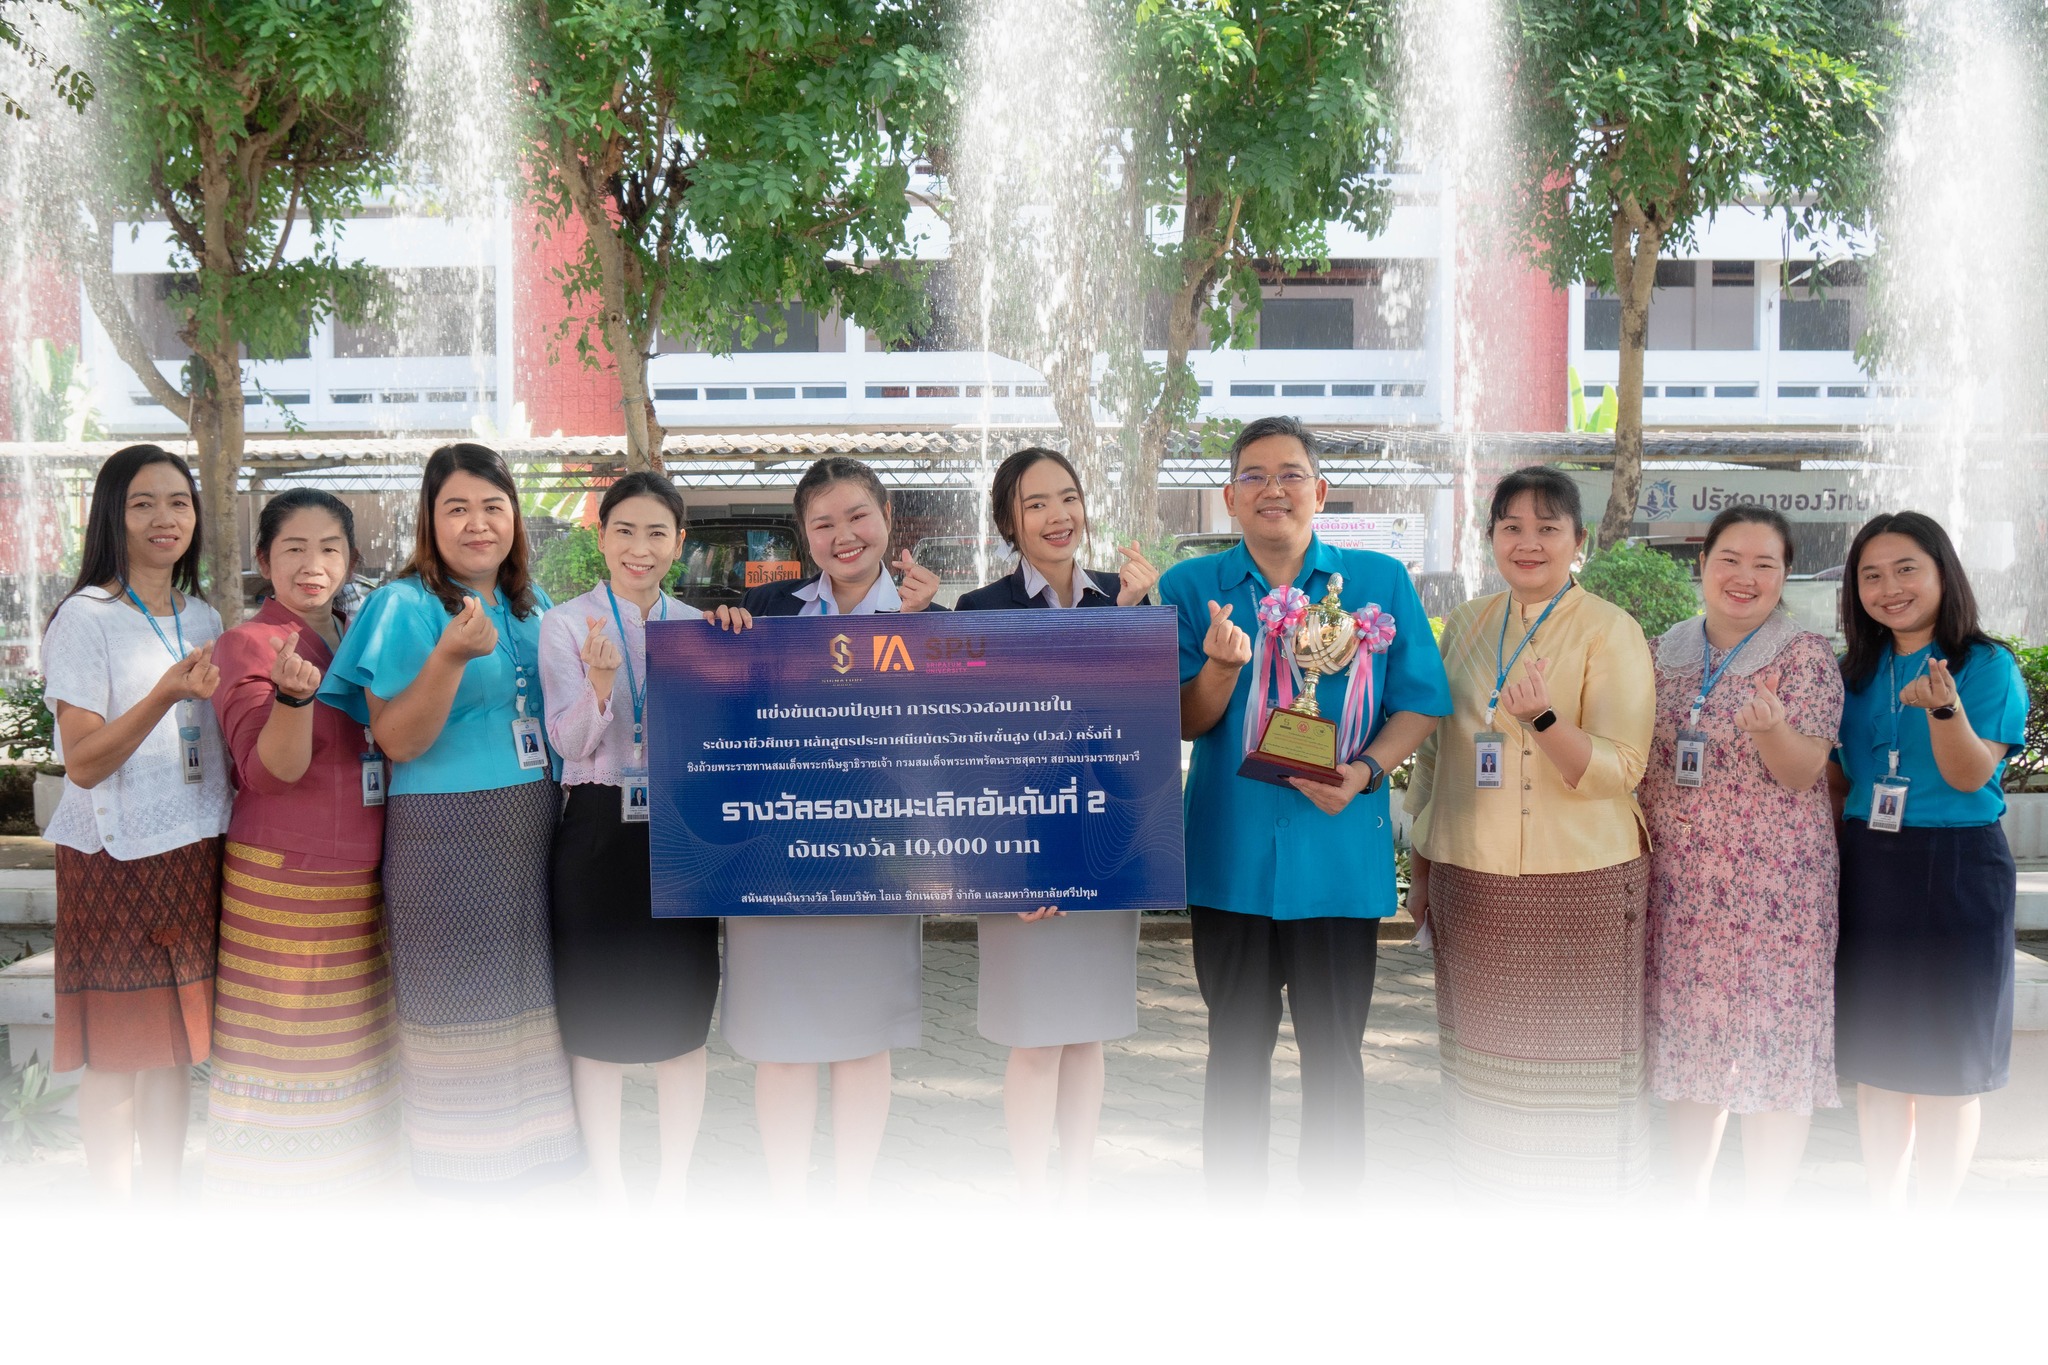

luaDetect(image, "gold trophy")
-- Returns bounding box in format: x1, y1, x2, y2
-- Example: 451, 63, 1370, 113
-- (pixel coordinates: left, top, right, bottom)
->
1237, 575, 1359, 787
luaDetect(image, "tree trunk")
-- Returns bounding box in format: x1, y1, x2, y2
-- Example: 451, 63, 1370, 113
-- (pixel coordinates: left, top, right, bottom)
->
1599, 207, 1662, 550
190, 353, 246, 624
613, 338, 663, 474
1131, 279, 1202, 547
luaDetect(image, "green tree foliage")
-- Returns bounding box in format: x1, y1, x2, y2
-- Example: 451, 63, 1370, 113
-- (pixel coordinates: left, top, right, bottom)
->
2002, 639, 2048, 793
1, 0, 93, 120
64, 1, 399, 617
1122, 0, 1398, 539
1577, 539, 1698, 638
1508, 0, 1887, 548
519, 0, 949, 472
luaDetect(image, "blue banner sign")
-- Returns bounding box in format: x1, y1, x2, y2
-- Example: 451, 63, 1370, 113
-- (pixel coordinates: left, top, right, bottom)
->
645, 609, 1187, 917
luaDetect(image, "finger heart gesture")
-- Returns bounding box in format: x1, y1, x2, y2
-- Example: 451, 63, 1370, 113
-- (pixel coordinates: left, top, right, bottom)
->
1900, 657, 1959, 711
895, 549, 940, 613
1115, 539, 1161, 606
269, 629, 322, 700
1734, 668, 1786, 735
580, 616, 623, 677
1204, 600, 1251, 667
1500, 657, 1553, 723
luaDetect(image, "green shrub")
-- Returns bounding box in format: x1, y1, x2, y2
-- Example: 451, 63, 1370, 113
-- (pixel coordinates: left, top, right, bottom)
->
0, 674, 55, 767
533, 525, 684, 603
2002, 640, 2048, 792
1578, 541, 1698, 639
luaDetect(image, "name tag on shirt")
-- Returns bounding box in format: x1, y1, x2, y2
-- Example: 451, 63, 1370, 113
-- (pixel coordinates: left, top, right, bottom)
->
1674, 729, 1708, 788
512, 716, 548, 770
361, 755, 386, 807
1870, 776, 1910, 833
177, 700, 204, 785
1474, 731, 1505, 789
621, 766, 651, 824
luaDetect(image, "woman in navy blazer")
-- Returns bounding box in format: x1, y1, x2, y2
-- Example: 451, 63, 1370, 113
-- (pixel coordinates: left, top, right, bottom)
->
953, 446, 1160, 1204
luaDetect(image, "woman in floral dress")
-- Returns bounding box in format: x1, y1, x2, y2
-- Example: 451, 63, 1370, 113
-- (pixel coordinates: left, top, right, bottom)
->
1640, 506, 1844, 1207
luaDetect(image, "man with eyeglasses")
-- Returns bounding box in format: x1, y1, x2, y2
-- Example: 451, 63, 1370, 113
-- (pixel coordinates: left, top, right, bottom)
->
1158, 414, 1451, 1204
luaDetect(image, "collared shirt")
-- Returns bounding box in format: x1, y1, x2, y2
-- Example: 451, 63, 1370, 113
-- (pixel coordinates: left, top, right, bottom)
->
539, 583, 703, 788
794, 571, 901, 616
1160, 535, 1452, 921
212, 597, 384, 866
318, 575, 556, 796
1405, 586, 1655, 877
1019, 556, 1093, 609
1837, 639, 2025, 827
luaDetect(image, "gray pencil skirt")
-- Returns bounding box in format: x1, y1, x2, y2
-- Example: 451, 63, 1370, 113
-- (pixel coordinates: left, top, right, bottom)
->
720, 914, 923, 1063
976, 910, 1140, 1048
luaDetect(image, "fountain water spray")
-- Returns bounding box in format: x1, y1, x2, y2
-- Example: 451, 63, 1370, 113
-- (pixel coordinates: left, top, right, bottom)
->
1867, 0, 2048, 637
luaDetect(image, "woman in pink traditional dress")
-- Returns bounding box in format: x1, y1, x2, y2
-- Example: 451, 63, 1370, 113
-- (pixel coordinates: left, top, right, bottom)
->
1638, 505, 1844, 1207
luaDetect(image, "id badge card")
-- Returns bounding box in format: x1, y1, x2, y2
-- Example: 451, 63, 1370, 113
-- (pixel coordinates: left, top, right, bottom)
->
1674, 729, 1708, 788
176, 700, 203, 785
360, 754, 386, 807
512, 716, 548, 770
1869, 776, 1910, 833
621, 767, 651, 824
1474, 731, 1505, 789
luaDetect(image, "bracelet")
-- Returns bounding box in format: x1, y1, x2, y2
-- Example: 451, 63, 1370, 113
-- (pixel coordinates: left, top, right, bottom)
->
272, 688, 315, 709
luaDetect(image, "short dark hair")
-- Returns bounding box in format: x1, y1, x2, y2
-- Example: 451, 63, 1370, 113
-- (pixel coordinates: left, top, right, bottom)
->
1488, 466, 1583, 535
1702, 505, 1796, 570
1840, 510, 2006, 689
256, 488, 361, 574
598, 470, 686, 531
400, 442, 538, 619
989, 446, 1087, 548
1228, 415, 1320, 476
53, 443, 205, 624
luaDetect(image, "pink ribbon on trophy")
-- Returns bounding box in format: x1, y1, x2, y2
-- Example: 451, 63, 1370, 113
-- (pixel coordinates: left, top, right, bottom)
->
1242, 584, 1311, 757
1336, 604, 1399, 763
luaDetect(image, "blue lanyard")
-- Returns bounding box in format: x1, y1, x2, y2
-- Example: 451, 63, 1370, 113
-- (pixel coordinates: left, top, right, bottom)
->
464, 587, 531, 717
1490, 580, 1573, 721
1689, 620, 1766, 724
604, 581, 666, 752
122, 581, 186, 660
1884, 645, 1933, 776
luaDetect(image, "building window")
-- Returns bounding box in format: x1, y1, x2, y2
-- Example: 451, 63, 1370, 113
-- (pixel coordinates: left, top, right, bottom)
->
333, 268, 493, 359
1584, 288, 1619, 350
1257, 298, 1354, 350
1332, 383, 1374, 396
1281, 383, 1326, 396
1779, 261, 1868, 352
1229, 383, 1275, 397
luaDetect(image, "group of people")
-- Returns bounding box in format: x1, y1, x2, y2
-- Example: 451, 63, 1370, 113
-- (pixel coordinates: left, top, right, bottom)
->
38, 414, 2025, 1211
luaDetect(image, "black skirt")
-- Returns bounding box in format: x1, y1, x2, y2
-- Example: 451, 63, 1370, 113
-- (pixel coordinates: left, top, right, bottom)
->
1836, 819, 2015, 1096
549, 783, 720, 1063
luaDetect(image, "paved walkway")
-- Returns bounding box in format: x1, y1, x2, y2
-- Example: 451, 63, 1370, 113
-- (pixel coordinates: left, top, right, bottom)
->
6, 937, 2048, 1210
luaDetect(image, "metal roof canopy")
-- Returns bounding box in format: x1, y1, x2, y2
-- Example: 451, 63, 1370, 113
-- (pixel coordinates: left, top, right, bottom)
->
0, 427, 2029, 495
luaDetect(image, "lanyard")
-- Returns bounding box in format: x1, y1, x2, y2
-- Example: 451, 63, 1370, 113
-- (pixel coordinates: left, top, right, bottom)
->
604, 581, 666, 755
1689, 620, 1766, 726
465, 587, 531, 718
122, 581, 186, 660
1489, 580, 1572, 725
1884, 645, 1933, 778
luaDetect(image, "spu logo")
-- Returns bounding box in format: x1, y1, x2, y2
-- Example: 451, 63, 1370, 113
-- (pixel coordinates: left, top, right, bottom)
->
873, 635, 917, 672
830, 633, 852, 674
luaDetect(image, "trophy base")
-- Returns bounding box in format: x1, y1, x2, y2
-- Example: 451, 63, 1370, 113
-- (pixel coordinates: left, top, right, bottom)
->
1237, 709, 1345, 788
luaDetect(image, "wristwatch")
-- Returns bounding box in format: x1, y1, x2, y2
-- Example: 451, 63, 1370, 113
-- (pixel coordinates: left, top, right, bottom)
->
273, 689, 315, 709
1931, 703, 1959, 721
1531, 708, 1559, 733
1359, 754, 1386, 794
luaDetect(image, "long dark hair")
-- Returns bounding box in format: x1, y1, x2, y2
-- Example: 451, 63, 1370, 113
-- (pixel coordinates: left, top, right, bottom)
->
399, 443, 537, 618
1840, 511, 2006, 689
990, 446, 1087, 554
256, 488, 361, 574
52, 444, 205, 624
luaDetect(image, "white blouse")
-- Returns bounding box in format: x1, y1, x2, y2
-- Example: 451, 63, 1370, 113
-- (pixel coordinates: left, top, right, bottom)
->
41, 591, 234, 860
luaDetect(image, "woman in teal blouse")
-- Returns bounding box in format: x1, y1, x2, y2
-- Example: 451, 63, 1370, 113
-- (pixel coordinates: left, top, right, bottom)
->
319, 443, 582, 1193
1829, 511, 2026, 1211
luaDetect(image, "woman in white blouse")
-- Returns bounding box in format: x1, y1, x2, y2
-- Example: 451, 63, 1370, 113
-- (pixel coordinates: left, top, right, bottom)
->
40, 445, 232, 1200
539, 472, 751, 1207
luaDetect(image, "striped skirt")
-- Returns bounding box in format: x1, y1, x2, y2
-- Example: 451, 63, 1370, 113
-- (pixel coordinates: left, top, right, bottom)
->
204, 841, 402, 1201
382, 781, 581, 1193
1429, 857, 1651, 1204
54, 838, 222, 1072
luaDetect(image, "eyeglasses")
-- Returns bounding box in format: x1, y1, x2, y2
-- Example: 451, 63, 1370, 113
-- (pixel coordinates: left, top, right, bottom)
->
1230, 470, 1314, 491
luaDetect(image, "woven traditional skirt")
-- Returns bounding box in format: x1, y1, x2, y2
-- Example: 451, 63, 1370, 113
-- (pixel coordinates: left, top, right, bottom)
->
203, 841, 402, 1201
53, 838, 222, 1072
382, 781, 582, 1193
1430, 857, 1651, 1204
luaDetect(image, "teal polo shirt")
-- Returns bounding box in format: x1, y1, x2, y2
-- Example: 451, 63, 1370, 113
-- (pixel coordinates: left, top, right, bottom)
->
1837, 639, 2026, 827
1160, 536, 1452, 920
